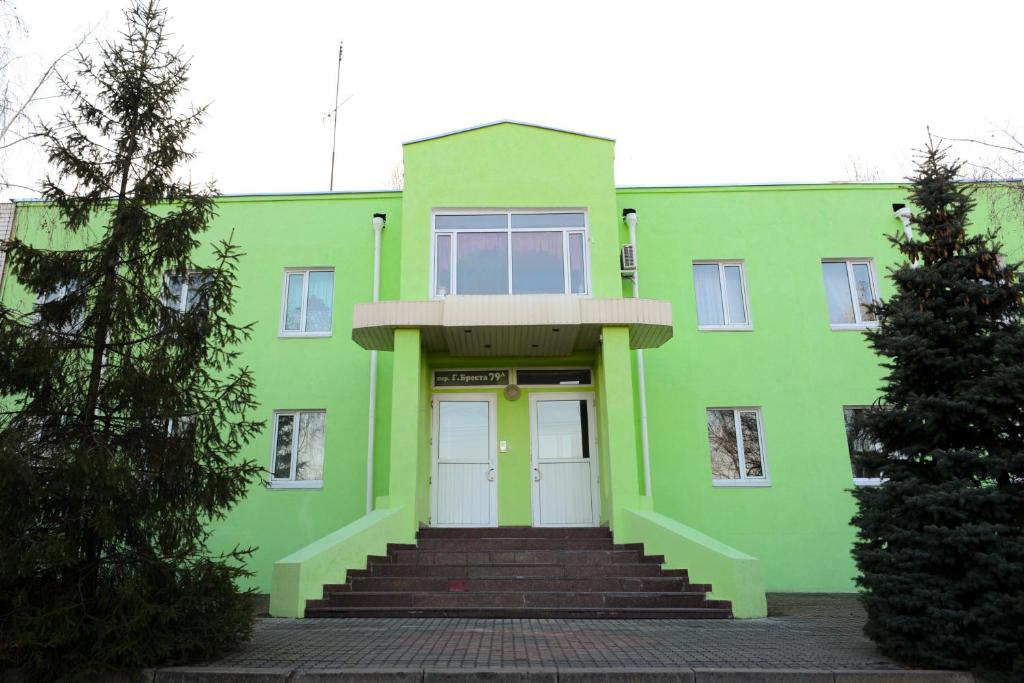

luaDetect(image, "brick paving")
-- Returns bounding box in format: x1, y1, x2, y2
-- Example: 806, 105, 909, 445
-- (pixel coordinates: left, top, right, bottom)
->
201, 594, 904, 671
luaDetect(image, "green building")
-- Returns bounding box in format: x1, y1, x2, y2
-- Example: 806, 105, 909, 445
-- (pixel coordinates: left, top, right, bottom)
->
1, 121, 955, 619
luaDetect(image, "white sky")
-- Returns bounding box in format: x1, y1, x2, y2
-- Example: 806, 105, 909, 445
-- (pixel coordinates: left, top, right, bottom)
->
4, 0, 1023, 199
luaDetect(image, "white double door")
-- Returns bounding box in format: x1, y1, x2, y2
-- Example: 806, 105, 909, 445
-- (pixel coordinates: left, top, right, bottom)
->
430, 394, 498, 527
429, 391, 600, 528
530, 392, 600, 527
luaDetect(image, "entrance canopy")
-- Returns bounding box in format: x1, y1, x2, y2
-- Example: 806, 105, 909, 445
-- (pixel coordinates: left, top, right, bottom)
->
352, 294, 672, 356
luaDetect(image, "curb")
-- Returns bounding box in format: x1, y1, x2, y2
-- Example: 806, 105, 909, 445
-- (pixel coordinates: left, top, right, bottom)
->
140, 668, 976, 683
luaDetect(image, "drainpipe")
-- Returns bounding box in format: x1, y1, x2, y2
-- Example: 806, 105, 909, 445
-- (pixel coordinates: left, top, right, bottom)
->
623, 208, 653, 498
893, 204, 917, 268
366, 213, 386, 514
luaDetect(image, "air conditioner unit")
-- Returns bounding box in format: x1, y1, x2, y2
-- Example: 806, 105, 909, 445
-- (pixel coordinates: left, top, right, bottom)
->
620, 244, 636, 276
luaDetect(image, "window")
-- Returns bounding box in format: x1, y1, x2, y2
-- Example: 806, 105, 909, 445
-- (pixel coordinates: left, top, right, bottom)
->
515, 368, 592, 386
693, 262, 751, 329
822, 260, 878, 328
270, 410, 326, 488
36, 279, 84, 333
432, 211, 589, 296
164, 271, 212, 312
843, 407, 883, 485
706, 408, 770, 486
280, 269, 334, 336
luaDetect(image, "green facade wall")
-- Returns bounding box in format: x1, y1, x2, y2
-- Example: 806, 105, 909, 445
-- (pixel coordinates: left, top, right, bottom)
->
3, 121, 1014, 598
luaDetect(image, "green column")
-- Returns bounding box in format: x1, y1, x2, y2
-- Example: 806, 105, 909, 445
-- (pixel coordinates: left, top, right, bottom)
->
386, 328, 423, 532
598, 326, 643, 531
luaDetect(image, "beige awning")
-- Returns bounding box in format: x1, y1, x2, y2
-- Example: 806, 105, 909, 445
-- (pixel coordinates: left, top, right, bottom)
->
351, 295, 672, 356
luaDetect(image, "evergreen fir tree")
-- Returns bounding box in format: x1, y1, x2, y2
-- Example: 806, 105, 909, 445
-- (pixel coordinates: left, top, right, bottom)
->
852, 139, 1024, 677
0, 1, 263, 678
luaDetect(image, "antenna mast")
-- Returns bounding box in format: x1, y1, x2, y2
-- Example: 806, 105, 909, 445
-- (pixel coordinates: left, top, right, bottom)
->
329, 42, 343, 191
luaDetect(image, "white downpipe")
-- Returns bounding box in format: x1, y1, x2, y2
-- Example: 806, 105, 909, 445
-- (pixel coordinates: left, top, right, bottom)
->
624, 210, 653, 498
366, 213, 385, 514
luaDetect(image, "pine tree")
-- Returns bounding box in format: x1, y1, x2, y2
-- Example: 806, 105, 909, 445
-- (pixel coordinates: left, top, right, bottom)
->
852, 139, 1024, 677
0, 1, 263, 678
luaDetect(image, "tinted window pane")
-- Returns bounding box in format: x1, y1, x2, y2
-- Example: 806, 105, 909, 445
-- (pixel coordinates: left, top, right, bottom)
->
273, 414, 294, 478
822, 262, 856, 324
694, 264, 725, 326
437, 401, 489, 462
568, 233, 587, 294
844, 408, 883, 479
435, 234, 452, 296
724, 265, 747, 324
739, 411, 764, 477
284, 273, 304, 330
852, 263, 876, 322
516, 369, 592, 386
457, 232, 508, 294
512, 231, 565, 294
164, 275, 185, 310
184, 272, 212, 312
511, 212, 586, 229
435, 214, 507, 230
296, 412, 325, 481
707, 409, 740, 479
537, 400, 584, 460
305, 271, 334, 332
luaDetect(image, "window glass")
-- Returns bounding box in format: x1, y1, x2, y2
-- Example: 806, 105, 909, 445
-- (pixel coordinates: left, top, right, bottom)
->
851, 263, 876, 322
437, 401, 490, 462
512, 231, 565, 294
435, 214, 507, 230
184, 272, 212, 312
510, 212, 586, 229
707, 409, 739, 479
822, 262, 857, 324
273, 414, 294, 478
739, 411, 763, 477
516, 368, 592, 386
295, 412, 325, 481
724, 265, 747, 324
284, 273, 304, 331
536, 400, 584, 460
457, 232, 508, 294
435, 234, 452, 296
694, 264, 726, 326
305, 271, 334, 333
707, 408, 767, 482
568, 233, 587, 294
844, 407, 883, 480
164, 275, 185, 310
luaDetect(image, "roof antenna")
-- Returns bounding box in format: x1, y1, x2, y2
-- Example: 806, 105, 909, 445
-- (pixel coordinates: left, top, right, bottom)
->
328, 42, 346, 191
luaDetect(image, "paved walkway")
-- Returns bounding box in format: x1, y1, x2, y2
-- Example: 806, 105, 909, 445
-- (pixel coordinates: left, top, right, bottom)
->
199, 594, 903, 671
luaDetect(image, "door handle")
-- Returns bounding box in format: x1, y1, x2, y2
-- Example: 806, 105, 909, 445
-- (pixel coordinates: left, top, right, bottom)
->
487, 468, 496, 481
533, 467, 542, 482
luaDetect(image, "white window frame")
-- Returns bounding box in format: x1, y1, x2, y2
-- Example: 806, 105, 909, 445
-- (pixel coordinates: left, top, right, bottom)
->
823, 259, 880, 331
268, 409, 326, 489
279, 268, 335, 338
693, 260, 753, 331
843, 405, 884, 487
430, 209, 591, 298
707, 407, 771, 488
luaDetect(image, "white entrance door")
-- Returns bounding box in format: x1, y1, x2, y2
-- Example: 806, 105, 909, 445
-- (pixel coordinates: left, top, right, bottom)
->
530, 392, 600, 527
430, 393, 498, 527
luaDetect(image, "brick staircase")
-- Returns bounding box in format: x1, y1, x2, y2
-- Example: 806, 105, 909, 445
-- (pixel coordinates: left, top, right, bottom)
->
305, 526, 732, 618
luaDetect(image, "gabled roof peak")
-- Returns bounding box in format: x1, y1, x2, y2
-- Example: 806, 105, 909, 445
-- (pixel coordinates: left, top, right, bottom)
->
402, 120, 614, 146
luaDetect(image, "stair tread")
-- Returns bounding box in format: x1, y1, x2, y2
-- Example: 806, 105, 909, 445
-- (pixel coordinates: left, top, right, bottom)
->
305, 606, 732, 619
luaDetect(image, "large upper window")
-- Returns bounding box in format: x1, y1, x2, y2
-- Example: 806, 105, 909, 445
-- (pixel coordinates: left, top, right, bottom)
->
822, 260, 878, 329
433, 211, 589, 296
164, 271, 212, 313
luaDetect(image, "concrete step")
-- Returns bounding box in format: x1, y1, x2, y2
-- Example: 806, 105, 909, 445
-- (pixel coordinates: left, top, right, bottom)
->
359, 562, 674, 579
417, 526, 613, 539
389, 549, 650, 565
322, 591, 716, 609
304, 605, 733, 619
415, 537, 615, 551
346, 576, 696, 593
